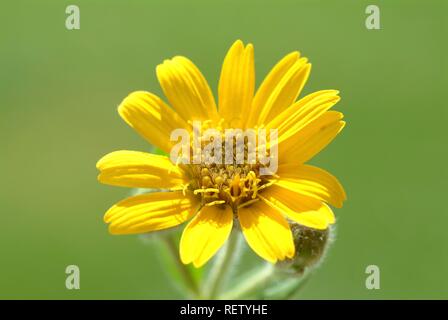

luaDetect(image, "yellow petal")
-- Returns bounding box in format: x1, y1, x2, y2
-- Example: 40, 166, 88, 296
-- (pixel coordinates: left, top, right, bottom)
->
246, 52, 300, 128
258, 61, 310, 125
156, 56, 219, 122
238, 201, 294, 263
260, 185, 335, 230
118, 91, 189, 153
278, 111, 345, 164
180, 205, 233, 267
251, 53, 311, 126
96, 150, 186, 189
267, 90, 340, 143
274, 164, 346, 208
218, 40, 255, 128
104, 191, 197, 235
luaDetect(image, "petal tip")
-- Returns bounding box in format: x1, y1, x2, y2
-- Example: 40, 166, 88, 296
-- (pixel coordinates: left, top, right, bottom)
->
192, 259, 206, 268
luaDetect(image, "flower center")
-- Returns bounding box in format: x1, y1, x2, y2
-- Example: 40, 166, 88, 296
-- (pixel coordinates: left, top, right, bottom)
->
185, 162, 273, 212
180, 121, 275, 212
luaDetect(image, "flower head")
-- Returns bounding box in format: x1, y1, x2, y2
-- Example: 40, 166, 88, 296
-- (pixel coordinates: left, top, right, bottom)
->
96, 40, 346, 267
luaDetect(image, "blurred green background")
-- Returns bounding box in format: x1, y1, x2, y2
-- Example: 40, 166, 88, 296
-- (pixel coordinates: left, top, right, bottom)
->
0, 0, 446, 299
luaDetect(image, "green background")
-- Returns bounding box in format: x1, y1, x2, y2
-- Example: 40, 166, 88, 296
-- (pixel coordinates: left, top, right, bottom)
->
0, 0, 446, 299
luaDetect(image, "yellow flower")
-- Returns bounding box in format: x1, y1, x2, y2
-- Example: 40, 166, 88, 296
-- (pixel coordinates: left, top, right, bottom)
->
96, 40, 346, 268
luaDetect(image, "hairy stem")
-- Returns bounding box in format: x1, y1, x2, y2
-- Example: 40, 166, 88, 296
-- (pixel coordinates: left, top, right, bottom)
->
204, 231, 241, 299
283, 272, 312, 299
163, 235, 199, 297
219, 263, 275, 299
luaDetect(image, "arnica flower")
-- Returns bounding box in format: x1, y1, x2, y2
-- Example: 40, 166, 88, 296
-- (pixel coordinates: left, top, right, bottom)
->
96, 40, 346, 268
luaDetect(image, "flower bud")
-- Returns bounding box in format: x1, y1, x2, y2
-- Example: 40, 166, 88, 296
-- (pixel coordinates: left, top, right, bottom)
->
280, 222, 333, 275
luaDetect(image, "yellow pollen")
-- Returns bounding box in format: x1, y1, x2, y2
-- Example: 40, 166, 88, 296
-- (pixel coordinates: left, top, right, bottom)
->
193, 188, 220, 195
181, 120, 275, 211
201, 175, 212, 187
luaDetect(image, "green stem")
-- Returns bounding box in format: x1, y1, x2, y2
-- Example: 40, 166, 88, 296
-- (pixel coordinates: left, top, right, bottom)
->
205, 231, 241, 299
283, 272, 312, 299
219, 263, 274, 299
163, 235, 199, 297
